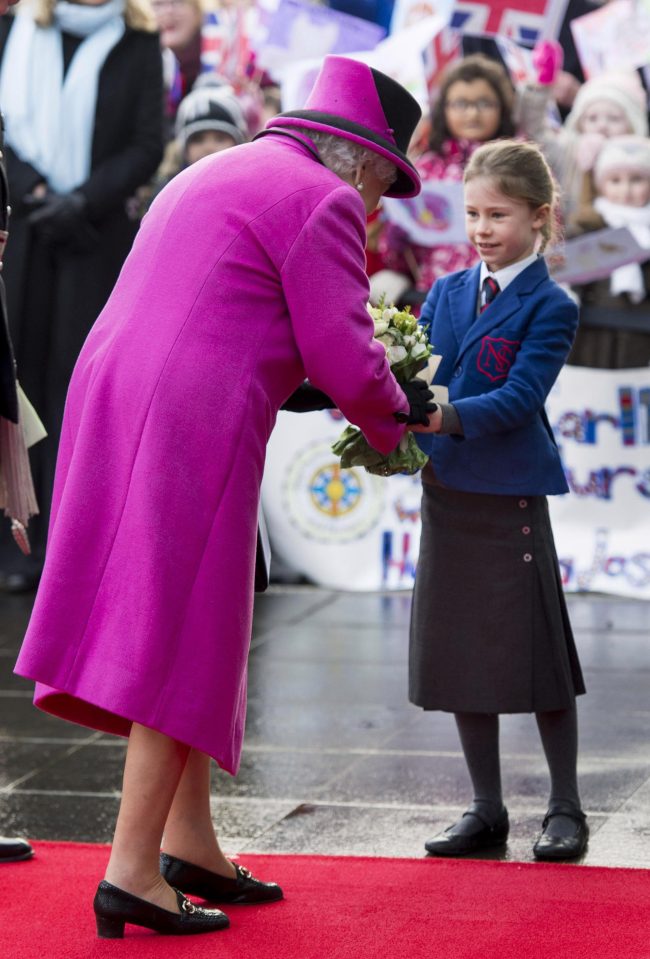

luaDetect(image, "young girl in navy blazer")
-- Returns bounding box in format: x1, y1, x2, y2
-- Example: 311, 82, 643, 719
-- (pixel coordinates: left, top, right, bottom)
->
409, 140, 588, 861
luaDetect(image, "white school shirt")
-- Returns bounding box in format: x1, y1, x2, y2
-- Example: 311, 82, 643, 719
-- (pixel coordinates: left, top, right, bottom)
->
478, 252, 539, 311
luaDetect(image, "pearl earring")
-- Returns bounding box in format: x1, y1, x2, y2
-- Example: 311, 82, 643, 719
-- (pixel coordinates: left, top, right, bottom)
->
356, 182, 364, 191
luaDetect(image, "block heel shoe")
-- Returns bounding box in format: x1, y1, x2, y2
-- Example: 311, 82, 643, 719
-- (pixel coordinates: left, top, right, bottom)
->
93, 880, 230, 937
160, 853, 283, 904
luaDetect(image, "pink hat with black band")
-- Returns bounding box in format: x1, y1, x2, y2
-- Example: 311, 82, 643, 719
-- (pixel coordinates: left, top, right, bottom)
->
266, 55, 422, 198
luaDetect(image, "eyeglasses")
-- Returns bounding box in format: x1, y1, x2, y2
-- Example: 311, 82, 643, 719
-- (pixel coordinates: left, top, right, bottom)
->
445, 98, 500, 113
151, 0, 188, 11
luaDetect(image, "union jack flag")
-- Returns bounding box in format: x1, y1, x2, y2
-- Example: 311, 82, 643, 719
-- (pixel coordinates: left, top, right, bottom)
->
422, 26, 462, 95
200, 9, 252, 83
450, 0, 568, 47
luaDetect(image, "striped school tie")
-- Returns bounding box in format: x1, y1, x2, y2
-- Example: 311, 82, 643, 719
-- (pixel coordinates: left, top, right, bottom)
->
480, 275, 500, 313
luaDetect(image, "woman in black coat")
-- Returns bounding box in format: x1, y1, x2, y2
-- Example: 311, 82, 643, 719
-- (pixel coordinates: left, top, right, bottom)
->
0, 0, 164, 588
0, 0, 35, 864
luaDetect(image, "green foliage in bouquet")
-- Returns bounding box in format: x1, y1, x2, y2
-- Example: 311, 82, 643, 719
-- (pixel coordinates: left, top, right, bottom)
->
331, 300, 433, 477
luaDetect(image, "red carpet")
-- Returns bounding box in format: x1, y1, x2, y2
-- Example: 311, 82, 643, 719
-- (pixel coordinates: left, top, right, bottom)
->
1, 842, 649, 959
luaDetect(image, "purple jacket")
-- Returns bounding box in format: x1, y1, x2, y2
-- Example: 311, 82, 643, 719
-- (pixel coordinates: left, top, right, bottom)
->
15, 134, 407, 774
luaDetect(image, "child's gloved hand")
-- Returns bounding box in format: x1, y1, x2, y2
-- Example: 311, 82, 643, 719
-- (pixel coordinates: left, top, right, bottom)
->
395, 379, 437, 426
532, 40, 563, 86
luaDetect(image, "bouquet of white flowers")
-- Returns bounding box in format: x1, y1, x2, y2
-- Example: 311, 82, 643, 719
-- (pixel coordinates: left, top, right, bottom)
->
331, 301, 435, 477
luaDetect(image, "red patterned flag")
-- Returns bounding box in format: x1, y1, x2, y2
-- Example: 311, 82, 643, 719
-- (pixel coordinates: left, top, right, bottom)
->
450, 0, 568, 46
422, 26, 461, 95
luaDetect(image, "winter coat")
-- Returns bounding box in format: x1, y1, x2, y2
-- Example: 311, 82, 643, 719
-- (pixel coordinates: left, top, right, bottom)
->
416, 257, 578, 495
0, 17, 164, 556
15, 133, 408, 774
0, 110, 17, 424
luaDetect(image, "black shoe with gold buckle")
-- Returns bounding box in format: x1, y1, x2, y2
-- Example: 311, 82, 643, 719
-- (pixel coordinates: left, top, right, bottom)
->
160, 853, 283, 904
93, 880, 230, 938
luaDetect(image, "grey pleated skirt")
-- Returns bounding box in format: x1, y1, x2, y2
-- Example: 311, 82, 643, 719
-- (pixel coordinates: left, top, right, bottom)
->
409, 482, 585, 713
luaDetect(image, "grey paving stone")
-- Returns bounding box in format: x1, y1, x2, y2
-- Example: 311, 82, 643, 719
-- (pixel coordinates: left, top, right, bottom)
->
244, 700, 415, 750
0, 790, 119, 843
0, 740, 83, 790
23, 742, 126, 793
0, 695, 91, 741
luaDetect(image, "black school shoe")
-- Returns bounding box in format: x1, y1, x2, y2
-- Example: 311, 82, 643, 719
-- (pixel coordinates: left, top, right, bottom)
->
424, 807, 509, 857
0, 837, 34, 862
160, 853, 283, 904
533, 804, 589, 861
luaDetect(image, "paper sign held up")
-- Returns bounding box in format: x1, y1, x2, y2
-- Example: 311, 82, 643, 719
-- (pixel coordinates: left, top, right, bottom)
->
546, 227, 650, 287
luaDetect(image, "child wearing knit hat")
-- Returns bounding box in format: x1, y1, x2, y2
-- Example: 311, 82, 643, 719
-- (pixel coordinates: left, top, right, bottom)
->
594, 134, 650, 204
174, 81, 250, 164
140, 78, 250, 212
565, 73, 649, 139
568, 133, 650, 368
518, 68, 649, 225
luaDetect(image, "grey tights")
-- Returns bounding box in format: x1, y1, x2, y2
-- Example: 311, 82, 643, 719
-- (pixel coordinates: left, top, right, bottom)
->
449, 706, 581, 837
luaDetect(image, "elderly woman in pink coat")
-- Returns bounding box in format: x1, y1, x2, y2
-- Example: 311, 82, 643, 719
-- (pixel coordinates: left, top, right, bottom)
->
15, 56, 428, 938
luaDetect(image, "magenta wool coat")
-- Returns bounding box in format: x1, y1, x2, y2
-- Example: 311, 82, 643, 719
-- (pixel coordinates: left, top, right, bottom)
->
15, 134, 408, 775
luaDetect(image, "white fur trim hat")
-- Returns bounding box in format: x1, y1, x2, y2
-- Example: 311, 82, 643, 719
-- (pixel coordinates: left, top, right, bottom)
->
566, 72, 649, 137
175, 83, 250, 149
594, 134, 650, 187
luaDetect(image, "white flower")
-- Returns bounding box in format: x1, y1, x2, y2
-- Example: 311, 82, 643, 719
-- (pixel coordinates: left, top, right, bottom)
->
382, 307, 398, 322
403, 335, 415, 346
411, 342, 427, 358
378, 333, 395, 348
374, 319, 390, 336
387, 344, 407, 364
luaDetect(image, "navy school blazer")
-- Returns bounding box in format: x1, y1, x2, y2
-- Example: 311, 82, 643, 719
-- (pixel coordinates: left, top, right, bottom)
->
416, 256, 578, 495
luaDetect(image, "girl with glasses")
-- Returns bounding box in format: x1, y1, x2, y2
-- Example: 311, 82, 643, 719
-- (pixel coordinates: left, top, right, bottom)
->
372, 54, 517, 309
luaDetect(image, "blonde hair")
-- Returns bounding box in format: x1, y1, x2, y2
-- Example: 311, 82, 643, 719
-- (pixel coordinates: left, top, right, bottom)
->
33, 0, 157, 32
464, 140, 559, 251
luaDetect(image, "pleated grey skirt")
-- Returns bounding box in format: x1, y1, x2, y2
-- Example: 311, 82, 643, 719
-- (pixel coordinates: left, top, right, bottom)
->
409, 483, 585, 713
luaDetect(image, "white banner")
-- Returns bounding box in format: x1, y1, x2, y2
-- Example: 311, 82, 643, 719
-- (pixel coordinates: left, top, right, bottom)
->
257, 0, 386, 77
546, 228, 650, 287
391, 0, 455, 33
547, 366, 650, 599
262, 410, 423, 590
570, 0, 650, 79
381, 181, 466, 247
264, 366, 650, 598
279, 14, 445, 113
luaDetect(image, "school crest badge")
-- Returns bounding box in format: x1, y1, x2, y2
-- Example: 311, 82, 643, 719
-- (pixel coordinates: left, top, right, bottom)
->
477, 336, 520, 382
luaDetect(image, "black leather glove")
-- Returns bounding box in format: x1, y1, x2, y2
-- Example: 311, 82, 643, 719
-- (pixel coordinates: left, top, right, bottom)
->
395, 378, 437, 426
27, 190, 99, 252
281, 381, 336, 413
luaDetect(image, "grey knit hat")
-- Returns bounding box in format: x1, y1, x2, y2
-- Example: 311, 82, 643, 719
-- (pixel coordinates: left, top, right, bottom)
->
175, 83, 250, 149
